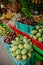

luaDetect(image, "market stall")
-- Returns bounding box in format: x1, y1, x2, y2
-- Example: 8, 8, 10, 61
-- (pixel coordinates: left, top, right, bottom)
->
0, 0, 43, 65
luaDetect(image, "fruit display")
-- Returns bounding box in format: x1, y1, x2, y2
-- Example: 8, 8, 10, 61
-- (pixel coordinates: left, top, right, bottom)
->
23, 19, 36, 26
0, 25, 10, 36
9, 36, 33, 60
30, 25, 43, 43
4, 31, 17, 44
33, 15, 43, 22
0, 16, 5, 20
18, 18, 37, 26
3, 12, 14, 19
0, 12, 14, 20
0, 12, 15, 20
0, 1, 43, 65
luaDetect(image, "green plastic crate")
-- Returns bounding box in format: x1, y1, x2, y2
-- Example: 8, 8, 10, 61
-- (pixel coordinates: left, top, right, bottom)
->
33, 45, 43, 55
34, 52, 43, 60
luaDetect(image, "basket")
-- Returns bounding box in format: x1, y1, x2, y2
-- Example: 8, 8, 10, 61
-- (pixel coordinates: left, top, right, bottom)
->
32, 39, 43, 50
1, 36, 34, 65
16, 22, 34, 35
10, 53, 34, 65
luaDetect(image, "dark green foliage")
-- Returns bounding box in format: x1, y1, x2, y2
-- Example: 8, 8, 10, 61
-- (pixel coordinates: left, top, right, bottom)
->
17, 0, 34, 17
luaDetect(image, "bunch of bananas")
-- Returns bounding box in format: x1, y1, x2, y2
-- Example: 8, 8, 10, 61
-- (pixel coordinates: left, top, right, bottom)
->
4, 12, 14, 19
32, 0, 43, 4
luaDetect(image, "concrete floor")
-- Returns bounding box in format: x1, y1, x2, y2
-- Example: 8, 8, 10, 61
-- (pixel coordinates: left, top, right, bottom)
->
0, 43, 13, 65
0, 43, 42, 65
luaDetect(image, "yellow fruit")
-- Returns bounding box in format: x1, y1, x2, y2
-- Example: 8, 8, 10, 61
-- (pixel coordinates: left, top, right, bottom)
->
18, 44, 24, 49
32, 0, 34, 3
0, 26, 2, 30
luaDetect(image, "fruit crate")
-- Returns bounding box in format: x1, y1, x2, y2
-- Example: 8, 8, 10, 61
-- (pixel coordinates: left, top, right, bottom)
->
0, 37, 38, 65
1, 36, 34, 65
9, 25, 43, 50
33, 45, 43, 55
0, 23, 12, 32
34, 52, 43, 60
16, 22, 35, 35
32, 39, 43, 50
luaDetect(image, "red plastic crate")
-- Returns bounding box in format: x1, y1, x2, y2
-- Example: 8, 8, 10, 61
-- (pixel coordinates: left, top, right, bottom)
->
32, 39, 43, 50
9, 25, 43, 50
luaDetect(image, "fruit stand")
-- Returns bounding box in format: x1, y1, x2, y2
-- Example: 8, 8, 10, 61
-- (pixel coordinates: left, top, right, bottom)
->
0, 0, 43, 65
